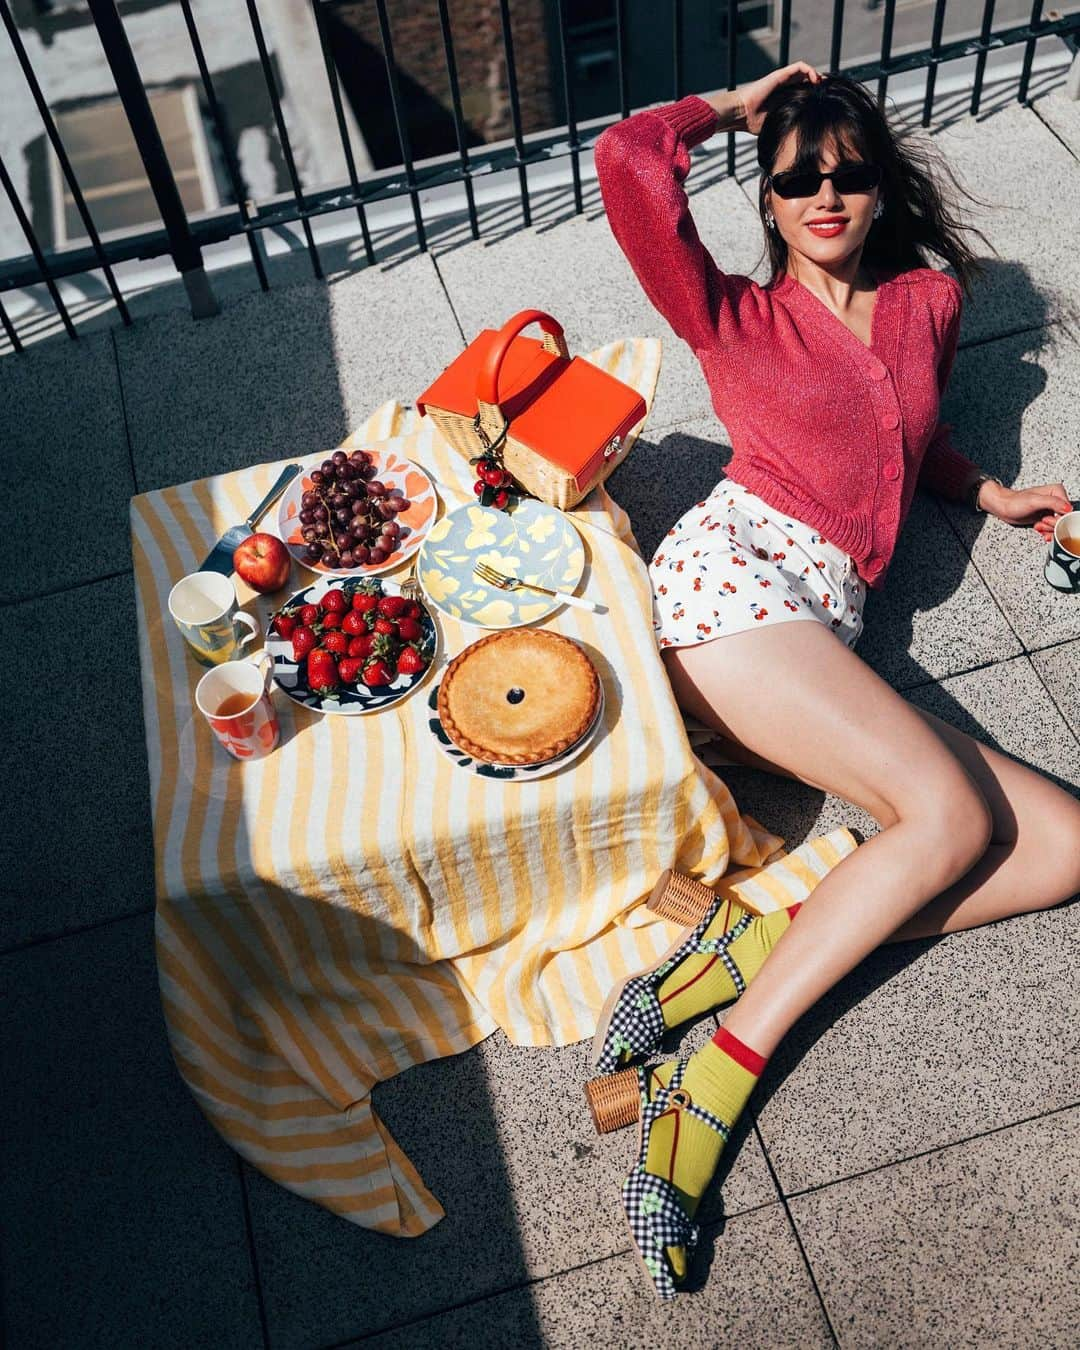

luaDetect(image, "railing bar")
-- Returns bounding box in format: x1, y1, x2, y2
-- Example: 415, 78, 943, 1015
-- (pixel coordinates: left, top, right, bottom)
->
829, 0, 845, 73
496, 0, 531, 229
436, 0, 481, 239
726, 0, 738, 176
0, 152, 77, 339
922, 0, 949, 126
673, 0, 684, 100
244, 0, 322, 278
779, 0, 792, 66
178, 0, 269, 290
0, 0, 129, 324
971, 0, 997, 114
372, 0, 427, 252
1018, 0, 1045, 102
86, 0, 217, 318
877, 0, 897, 107
309, 0, 376, 264
615, 0, 629, 120
554, 0, 583, 215
0, 295, 22, 354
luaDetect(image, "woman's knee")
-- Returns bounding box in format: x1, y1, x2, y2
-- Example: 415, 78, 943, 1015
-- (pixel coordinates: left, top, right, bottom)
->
901, 769, 994, 879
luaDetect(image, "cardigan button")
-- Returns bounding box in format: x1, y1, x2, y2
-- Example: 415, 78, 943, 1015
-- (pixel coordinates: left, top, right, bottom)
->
883, 461, 901, 481
867, 359, 888, 380
881, 413, 900, 430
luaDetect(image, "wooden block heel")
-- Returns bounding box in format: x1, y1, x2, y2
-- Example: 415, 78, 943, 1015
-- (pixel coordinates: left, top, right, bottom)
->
646, 868, 765, 925
584, 1067, 640, 1134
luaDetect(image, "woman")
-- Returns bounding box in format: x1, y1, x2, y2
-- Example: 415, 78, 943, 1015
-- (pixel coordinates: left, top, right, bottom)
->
588, 63, 1080, 1299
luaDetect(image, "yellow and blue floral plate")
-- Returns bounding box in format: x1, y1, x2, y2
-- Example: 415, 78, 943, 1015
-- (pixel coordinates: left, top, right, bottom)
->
416, 500, 585, 629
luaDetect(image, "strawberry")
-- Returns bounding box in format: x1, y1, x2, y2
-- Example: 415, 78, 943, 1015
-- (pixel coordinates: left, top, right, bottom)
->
338, 657, 363, 684
291, 626, 317, 661
342, 610, 368, 636
321, 611, 342, 630
404, 601, 423, 619
307, 649, 339, 694
377, 594, 408, 619
397, 645, 426, 676
272, 611, 296, 639
300, 603, 319, 627
348, 633, 376, 659
322, 631, 349, 654
362, 658, 393, 687
396, 617, 422, 642
320, 589, 348, 613
373, 617, 397, 636
352, 591, 379, 613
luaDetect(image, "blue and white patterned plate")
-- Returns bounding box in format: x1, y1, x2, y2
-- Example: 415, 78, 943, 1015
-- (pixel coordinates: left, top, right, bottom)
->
267, 576, 438, 716
426, 681, 605, 780
416, 499, 586, 629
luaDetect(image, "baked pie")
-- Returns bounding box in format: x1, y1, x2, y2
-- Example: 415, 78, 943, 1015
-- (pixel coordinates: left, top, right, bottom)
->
438, 629, 602, 765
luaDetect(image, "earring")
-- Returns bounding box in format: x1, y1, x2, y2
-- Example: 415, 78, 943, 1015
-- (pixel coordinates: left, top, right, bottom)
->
765, 211, 776, 230
873, 198, 885, 219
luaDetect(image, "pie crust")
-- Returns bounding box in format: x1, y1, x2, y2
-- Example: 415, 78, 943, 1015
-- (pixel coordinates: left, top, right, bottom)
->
438, 630, 602, 765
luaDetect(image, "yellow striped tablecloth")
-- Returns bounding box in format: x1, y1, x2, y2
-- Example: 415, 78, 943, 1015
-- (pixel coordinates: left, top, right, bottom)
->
131, 338, 858, 1237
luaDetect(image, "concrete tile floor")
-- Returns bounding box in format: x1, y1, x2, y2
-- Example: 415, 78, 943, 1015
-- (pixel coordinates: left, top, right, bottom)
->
2, 78, 1079, 1350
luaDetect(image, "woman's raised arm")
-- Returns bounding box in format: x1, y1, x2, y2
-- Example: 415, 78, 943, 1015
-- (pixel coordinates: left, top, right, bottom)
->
594, 93, 744, 355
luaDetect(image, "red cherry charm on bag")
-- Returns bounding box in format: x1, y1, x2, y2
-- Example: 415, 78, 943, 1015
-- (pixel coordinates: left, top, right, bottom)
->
479, 463, 505, 488
474, 480, 485, 496
493, 490, 509, 509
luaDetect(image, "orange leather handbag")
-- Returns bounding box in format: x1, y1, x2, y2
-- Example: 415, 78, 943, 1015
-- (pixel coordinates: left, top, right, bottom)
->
416, 309, 646, 510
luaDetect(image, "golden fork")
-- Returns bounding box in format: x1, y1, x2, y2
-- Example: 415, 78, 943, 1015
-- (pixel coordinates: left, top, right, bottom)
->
473, 560, 602, 613
399, 562, 422, 602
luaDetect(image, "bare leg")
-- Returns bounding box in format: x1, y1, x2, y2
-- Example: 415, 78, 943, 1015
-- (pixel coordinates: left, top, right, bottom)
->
663, 625, 1080, 1058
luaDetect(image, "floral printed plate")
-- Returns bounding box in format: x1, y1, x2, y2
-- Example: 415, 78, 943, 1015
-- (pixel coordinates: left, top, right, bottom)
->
416, 500, 585, 629
267, 576, 438, 716
277, 449, 438, 578
426, 681, 605, 780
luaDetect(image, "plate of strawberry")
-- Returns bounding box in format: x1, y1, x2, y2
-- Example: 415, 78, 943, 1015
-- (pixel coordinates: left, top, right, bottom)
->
267, 576, 437, 715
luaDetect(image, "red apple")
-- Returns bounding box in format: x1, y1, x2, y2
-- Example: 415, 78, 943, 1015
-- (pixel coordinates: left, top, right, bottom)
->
233, 532, 291, 593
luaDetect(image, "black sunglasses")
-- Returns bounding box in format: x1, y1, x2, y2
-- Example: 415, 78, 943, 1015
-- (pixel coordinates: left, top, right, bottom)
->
768, 162, 882, 199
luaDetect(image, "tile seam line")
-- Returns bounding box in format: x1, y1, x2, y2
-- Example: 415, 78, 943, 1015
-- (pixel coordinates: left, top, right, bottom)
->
0, 565, 134, 609
776, 1097, 1080, 1202
1026, 100, 1080, 164
895, 649, 1027, 693
0, 901, 155, 958
429, 251, 468, 349
318, 1197, 784, 1348
111, 326, 141, 496
1025, 652, 1080, 755
237, 1161, 272, 1350
752, 1118, 841, 1348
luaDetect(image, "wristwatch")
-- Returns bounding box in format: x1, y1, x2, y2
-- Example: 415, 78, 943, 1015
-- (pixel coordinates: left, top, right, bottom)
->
966, 472, 1003, 514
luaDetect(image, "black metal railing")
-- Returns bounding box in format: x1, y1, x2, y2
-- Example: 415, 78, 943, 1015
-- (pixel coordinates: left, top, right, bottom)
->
1, 0, 1078, 353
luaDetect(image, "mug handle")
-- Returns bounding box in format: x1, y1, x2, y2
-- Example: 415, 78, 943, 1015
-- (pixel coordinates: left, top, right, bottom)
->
248, 648, 274, 692
234, 611, 259, 649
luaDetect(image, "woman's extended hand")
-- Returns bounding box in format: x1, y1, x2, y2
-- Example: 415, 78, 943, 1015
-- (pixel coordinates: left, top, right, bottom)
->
740, 63, 824, 136
981, 479, 1074, 538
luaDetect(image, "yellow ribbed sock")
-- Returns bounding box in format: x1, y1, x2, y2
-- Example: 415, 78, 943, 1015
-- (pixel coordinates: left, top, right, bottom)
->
644, 1027, 767, 1280
656, 900, 802, 1026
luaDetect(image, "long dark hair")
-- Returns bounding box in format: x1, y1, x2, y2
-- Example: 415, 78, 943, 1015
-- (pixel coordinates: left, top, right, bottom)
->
756, 75, 994, 299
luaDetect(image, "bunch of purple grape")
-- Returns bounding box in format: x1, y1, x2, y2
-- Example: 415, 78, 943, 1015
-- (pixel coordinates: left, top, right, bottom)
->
298, 449, 411, 569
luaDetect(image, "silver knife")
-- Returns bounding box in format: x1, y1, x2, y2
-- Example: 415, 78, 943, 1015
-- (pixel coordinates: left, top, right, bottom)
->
198, 463, 304, 575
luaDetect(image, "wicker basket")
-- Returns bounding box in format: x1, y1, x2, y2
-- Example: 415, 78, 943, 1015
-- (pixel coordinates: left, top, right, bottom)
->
417, 309, 646, 510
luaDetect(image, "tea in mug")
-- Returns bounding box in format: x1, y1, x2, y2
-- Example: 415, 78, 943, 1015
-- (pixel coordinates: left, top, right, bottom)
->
1060, 533, 1080, 558
216, 691, 257, 718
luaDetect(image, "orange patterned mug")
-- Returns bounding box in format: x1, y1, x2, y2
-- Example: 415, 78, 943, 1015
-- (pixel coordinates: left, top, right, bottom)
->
195, 651, 279, 760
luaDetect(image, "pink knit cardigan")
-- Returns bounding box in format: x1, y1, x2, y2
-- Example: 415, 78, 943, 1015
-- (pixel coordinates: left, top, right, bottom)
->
594, 94, 983, 589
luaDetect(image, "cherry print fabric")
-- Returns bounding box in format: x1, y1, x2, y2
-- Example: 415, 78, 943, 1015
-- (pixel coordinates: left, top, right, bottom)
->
649, 477, 865, 652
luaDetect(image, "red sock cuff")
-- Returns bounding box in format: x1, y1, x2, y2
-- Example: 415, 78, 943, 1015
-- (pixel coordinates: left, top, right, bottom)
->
786, 901, 803, 919
712, 1025, 769, 1077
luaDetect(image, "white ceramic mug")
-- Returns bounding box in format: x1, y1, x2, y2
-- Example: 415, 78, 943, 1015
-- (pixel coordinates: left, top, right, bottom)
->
194, 651, 279, 760
1043, 509, 1080, 594
168, 572, 258, 666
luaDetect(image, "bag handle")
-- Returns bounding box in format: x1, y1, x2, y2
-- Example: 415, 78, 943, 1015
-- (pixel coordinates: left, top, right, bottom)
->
475, 309, 570, 449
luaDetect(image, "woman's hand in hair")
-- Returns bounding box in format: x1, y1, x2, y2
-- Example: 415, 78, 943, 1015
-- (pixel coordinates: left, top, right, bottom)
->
740, 62, 824, 136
